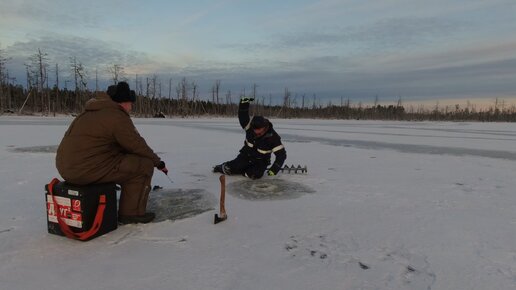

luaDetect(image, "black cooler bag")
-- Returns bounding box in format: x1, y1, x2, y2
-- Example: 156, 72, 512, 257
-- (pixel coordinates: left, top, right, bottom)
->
45, 178, 118, 241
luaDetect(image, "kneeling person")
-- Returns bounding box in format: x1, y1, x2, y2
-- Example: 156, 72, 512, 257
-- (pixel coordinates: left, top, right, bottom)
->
214, 97, 286, 179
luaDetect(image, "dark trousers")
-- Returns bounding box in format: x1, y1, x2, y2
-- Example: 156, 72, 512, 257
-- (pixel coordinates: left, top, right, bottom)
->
225, 153, 269, 179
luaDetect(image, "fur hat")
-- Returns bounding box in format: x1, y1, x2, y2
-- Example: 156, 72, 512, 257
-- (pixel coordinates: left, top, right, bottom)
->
107, 81, 136, 103
250, 116, 269, 129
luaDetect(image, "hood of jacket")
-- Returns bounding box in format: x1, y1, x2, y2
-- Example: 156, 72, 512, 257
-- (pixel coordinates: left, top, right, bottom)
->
84, 92, 129, 116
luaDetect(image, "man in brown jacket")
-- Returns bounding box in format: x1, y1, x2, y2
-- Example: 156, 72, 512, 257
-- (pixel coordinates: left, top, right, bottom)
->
56, 81, 168, 224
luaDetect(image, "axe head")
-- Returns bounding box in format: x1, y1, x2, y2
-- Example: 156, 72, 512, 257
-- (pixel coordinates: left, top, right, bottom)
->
214, 213, 227, 224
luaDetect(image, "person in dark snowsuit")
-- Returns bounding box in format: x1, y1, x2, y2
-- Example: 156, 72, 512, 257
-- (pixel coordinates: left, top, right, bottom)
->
213, 97, 286, 179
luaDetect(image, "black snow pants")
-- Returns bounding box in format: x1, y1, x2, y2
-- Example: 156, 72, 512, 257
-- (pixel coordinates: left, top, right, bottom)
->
224, 153, 270, 179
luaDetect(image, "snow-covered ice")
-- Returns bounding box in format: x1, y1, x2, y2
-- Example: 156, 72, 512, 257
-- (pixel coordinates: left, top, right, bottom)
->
1, 116, 516, 290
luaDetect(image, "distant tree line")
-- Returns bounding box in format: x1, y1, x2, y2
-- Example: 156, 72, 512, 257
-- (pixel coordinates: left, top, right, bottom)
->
1, 47, 516, 121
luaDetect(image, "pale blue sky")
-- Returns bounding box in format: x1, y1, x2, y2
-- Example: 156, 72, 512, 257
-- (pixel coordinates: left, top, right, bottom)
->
1, 0, 515, 104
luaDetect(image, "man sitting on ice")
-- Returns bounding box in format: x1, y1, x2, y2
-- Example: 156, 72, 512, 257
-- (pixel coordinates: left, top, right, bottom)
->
55, 82, 168, 224
213, 97, 286, 179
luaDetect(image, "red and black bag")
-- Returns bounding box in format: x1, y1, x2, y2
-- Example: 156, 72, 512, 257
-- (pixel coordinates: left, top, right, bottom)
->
45, 178, 118, 241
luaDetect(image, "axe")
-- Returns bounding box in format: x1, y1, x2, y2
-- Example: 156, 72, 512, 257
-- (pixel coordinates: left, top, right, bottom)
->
214, 174, 227, 224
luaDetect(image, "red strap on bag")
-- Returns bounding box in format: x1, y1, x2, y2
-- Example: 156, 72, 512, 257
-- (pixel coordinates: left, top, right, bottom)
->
47, 178, 107, 241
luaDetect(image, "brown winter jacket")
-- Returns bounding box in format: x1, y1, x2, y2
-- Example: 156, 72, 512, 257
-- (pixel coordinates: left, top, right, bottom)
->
56, 93, 161, 182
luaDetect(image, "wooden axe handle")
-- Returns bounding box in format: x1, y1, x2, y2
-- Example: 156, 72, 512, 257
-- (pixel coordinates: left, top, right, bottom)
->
219, 174, 226, 217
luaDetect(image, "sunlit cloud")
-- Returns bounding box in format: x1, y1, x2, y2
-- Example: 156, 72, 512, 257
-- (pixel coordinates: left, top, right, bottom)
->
1, 0, 515, 103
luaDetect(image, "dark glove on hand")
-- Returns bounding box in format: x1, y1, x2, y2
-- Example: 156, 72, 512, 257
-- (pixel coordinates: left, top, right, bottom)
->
240, 97, 255, 104
157, 161, 168, 174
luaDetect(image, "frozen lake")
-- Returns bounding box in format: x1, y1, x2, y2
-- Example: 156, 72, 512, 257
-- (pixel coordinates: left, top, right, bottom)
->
0, 116, 515, 290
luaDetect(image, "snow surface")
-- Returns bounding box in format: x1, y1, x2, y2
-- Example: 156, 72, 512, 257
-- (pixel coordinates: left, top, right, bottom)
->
1, 116, 516, 290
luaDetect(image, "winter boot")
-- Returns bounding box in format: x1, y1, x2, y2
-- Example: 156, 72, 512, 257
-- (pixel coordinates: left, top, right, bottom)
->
213, 164, 223, 173
118, 212, 156, 224
213, 163, 231, 174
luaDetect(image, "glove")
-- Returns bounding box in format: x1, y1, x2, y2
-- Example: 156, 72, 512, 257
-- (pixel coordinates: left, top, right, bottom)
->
157, 161, 168, 175
268, 163, 281, 176
240, 97, 255, 104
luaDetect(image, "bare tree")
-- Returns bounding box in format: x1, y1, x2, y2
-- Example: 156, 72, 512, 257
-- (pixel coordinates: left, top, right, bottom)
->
167, 77, 173, 116
70, 56, 88, 112
151, 75, 157, 98
5, 71, 15, 111
281, 87, 291, 118
0, 45, 11, 111
54, 63, 59, 115
168, 78, 172, 99
135, 74, 144, 95
108, 64, 124, 85
191, 81, 198, 101
95, 68, 99, 91
158, 80, 162, 98
30, 48, 49, 113
191, 81, 198, 114
226, 89, 232, 104
178, 77, 189, 117
215, 80, 221, 105
252, 83, 258, 99
211, 84, 215, 104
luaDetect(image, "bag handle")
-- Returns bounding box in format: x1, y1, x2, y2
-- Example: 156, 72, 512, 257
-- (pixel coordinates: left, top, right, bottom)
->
47, 178, 107, 241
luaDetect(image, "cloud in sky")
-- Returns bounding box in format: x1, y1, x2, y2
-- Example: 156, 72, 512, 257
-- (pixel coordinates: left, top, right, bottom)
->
274, 17, 462, 50
4, 35, 154, 84
1, 0, 515, 104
